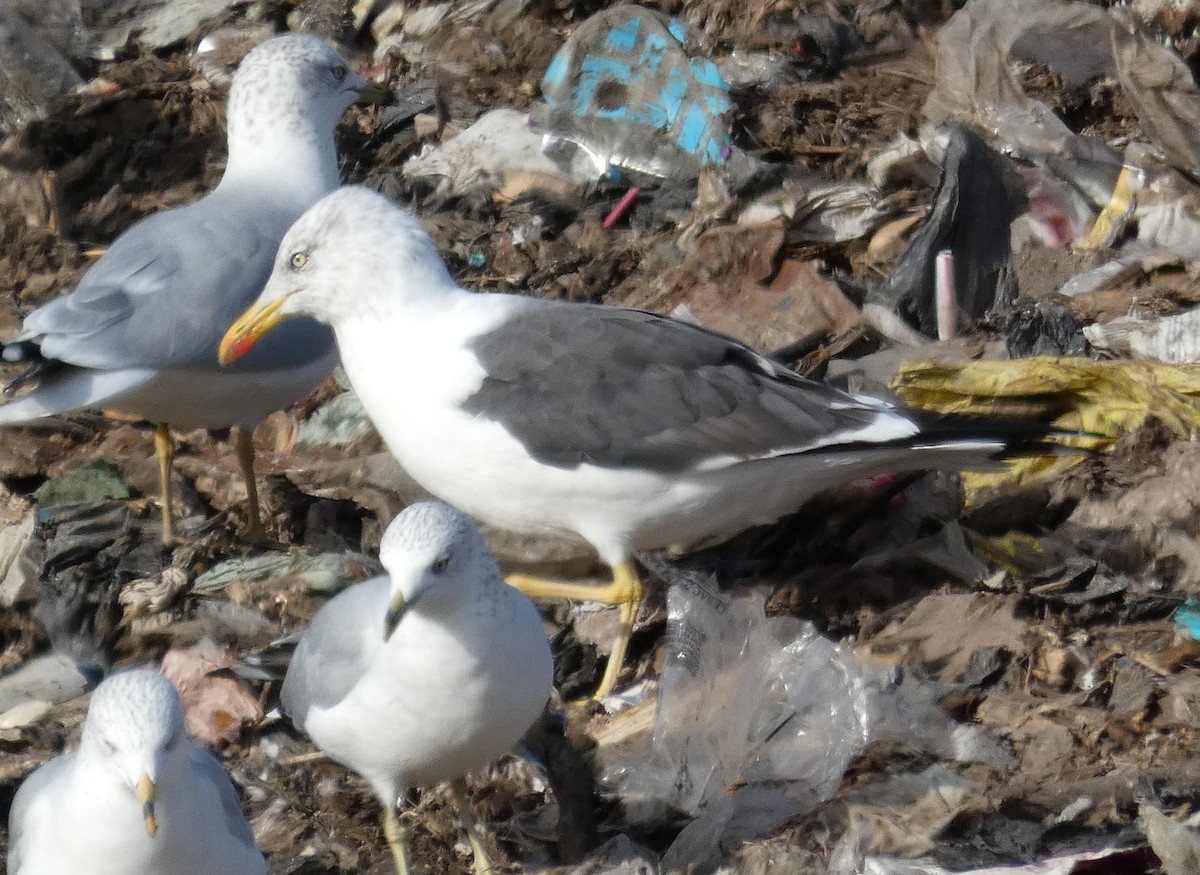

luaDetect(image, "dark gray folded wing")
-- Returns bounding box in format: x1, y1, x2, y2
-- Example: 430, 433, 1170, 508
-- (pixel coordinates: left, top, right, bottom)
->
462, 303, 913, 473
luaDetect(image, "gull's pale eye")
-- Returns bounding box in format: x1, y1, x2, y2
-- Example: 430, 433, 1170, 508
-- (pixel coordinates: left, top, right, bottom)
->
332, 64, 348, 83
431, 556, 450, 574
290, 251, 309, 270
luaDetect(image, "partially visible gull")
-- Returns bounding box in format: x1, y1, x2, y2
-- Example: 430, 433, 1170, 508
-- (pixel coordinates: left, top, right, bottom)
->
0, 33, 372, 545
222, 184, 1062, 699
7, 669, 265, 875
280, 501, 553, 875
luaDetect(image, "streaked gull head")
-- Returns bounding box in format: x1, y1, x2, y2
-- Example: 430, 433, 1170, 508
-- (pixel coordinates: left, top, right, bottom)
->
225, 34, 368, 171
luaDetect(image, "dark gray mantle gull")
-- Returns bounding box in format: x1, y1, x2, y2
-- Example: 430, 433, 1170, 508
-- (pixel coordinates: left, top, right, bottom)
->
7, 669, 265, 875
0, 34, 372, 545
280, 501, 552, 875
222, 184, 1061, 699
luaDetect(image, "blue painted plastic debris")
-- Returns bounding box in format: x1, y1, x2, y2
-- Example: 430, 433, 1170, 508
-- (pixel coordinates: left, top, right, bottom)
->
539, 4, 733, 181
1175, 597, 1200, 640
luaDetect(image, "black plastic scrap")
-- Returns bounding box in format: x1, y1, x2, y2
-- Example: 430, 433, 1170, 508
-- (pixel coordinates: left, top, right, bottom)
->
873, 124, 1017, 338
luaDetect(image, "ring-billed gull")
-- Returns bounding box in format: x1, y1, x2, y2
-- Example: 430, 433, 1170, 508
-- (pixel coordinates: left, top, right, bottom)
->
7, 669, 266, 875
279, 501, 553, 875
222, 185, 1062, 699
0, 34, 371, 546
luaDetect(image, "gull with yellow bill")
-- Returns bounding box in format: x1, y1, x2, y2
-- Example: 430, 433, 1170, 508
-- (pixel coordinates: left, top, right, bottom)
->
279, 501, 552, 875
222, 185, 1063, 700
7, 669, 265, 875
0, 34, 374, 545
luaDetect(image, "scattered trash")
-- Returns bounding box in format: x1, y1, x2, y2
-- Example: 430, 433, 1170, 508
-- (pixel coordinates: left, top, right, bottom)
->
872, 124, 1016, 340
193, 551, 379, 596
1084, 306, 1200, 364
161, 638, 264, 747
403, 108, 592, 198
1140, 803, 1200, 875
34, 459, 132, 505
538, 4, 734, 181
295, 389, 374, 448
5, 1, 1200, 872
1176, 598, 1200, 640
89, 0, 246, 56
647, 223, 859, 353
842, 846, 1155, 875
0, 2, 84, 135
891, 357, 1200, 491
607, 577, 1008, 871
0, 509, 38, 607
0, 652, 99, 730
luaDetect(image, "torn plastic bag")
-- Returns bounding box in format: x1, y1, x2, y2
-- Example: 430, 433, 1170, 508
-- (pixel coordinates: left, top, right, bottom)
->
1084, 305, 1200, 364
612, 576, 1009, 871
403, 108, 594, 197
538, 4, 733, 181
923, 0, 1200, 246
890, 357, 1200, 493
871, 124, 1016, 339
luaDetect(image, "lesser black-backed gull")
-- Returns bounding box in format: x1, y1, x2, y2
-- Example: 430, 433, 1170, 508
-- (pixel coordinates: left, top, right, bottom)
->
222, 185, 1061, 699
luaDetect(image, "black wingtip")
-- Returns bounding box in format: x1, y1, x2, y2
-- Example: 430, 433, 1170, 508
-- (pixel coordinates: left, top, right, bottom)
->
0, 341, 61, 395
911, 412, 1108, 460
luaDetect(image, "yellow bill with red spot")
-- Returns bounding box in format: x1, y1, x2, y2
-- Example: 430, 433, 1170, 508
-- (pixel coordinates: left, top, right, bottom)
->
218, 297, 288, 365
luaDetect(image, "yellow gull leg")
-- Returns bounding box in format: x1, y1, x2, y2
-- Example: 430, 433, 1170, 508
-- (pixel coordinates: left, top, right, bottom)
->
382, 806, 411, 875
507, 560, 644, 699
233, 426, 266, 541
153, 423, 176, 547
451, 778, 495, 875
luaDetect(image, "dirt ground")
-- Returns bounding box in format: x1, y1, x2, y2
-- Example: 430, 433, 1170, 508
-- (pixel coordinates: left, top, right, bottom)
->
2, 1, 1200, 873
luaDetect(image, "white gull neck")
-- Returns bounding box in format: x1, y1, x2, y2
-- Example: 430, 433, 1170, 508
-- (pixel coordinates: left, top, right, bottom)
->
218, 114, 341, 208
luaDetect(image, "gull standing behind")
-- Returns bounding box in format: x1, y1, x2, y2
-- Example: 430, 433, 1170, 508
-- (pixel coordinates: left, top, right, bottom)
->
280, 501, 553, 875
222, 185, 1064, 699
0, 34, 372, 545
7, 669, 266, 875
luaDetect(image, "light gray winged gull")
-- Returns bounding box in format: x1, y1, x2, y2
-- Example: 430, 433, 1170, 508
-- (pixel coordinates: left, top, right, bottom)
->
0, 33, 372, 545
7, 668, 266, 875
221, 184, 1062, 699
279, 500, 553, 875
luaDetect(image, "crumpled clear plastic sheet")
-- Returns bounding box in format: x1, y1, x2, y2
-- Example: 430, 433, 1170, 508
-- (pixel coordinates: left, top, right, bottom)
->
926, 0, 1200, 167
921, 0, 1200, 246
1084, 305, 1200, 364
537, 4, 733, 181
922, 0, 1119, 160
608, 574, 1010, 871
403, 108, 599, 197
737, 175, 895, 244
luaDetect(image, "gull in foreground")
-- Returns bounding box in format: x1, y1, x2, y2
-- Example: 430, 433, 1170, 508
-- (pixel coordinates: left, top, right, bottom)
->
279, 501, 553, 875
223, 185, 1061, 699
7, 669, 266, 875
0, 33, 371, 545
